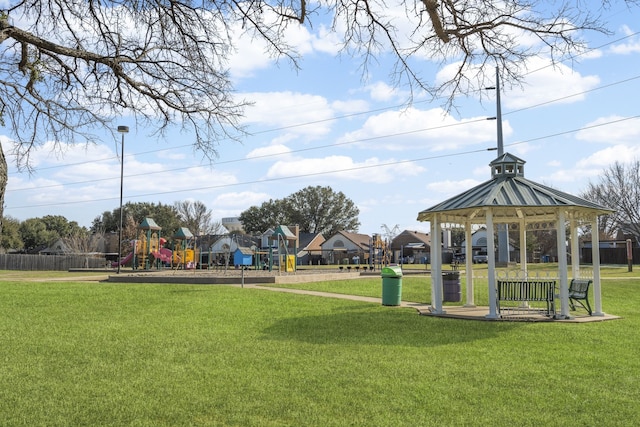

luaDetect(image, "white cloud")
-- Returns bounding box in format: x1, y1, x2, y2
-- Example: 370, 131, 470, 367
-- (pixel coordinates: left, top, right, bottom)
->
246, 144, 292, 160
331, 99, 370, 115
364, 81, 406, 102
504, 57, 600, 109
265, 155, 425, 183
426, 179, 482, 195
575, 144, 640, 169
576, 116, 640, 143
338, 107, 501, 151
213, 191, 270, 208
240, 91, 334, 139
435, 56, 600, 110
609, 26, 640, 54
228, 16, 340, 80
545, 144, 640, 185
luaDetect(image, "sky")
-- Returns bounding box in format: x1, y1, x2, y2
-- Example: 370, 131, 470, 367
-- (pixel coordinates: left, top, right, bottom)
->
2, 2, 640, 238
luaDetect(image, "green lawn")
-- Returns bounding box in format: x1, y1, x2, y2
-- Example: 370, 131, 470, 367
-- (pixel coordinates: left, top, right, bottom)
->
1, 270, 639, 426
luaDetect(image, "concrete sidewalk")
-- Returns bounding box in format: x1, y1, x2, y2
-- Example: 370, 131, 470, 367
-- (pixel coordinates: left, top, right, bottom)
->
247, 285, 621, 323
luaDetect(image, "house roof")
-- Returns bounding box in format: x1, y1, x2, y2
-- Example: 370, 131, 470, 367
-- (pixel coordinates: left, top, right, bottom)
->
390, 230, 430, 249
417, 153, 614, 224
298, 232, 325, 251
234, 247, 254, 255
321, 230, 371, 250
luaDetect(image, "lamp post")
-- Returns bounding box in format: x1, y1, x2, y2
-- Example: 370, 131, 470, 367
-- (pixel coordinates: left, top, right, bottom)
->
117, 125, 129, 273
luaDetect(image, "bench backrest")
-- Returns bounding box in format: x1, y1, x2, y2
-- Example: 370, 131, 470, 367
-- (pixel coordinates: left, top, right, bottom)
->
497, 280, 556, 301
569, 279, 591, 299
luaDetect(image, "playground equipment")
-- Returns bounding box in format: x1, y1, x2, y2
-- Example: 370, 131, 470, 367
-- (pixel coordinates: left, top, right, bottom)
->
134, 217, 162, 270
271, 225, 297, 272
172, 227, 198, 269
111, 251, 134, 268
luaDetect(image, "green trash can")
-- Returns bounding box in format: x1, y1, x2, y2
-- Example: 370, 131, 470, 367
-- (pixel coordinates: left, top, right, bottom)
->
381, 265, 403, 306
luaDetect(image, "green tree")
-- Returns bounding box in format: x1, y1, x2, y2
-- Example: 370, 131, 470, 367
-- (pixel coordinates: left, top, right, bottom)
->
239, 186, 360, 235
239, 199, 291, 235
0, 216, 23, 252
19, 215, 85, 251
93, 202, 181, 239
286, 186, 360, 236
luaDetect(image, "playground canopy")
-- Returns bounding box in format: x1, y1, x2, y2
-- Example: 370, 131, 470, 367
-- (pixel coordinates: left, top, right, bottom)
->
417, 153, 614, 319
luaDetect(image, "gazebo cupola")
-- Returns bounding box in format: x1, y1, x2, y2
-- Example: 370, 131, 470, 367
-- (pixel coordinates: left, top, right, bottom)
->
490, 153, 525, 179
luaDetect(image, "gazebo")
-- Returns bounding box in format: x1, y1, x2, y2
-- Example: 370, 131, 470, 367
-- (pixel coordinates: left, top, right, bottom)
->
417, 153, 614, 319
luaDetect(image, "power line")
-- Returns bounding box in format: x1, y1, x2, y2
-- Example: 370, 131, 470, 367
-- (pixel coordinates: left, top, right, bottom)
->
8, 67, 640, 194
7, 114, 640, 211
13, 30, 639, 175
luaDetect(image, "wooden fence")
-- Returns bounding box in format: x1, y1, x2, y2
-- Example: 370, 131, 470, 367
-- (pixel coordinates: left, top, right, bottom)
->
581, 247, 640, 265
0, 254, 107, 271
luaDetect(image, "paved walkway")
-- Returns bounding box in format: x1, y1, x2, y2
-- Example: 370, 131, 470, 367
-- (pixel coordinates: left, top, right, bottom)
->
247, 284, 621, 323
61, 271, 622, 323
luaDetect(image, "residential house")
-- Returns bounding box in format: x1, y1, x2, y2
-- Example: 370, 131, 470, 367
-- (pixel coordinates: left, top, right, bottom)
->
297, 232, 325, 265
321, 231, 371, 265
390, 230, 430, 264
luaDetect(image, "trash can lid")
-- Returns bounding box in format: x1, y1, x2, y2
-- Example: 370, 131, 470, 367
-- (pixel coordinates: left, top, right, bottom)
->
381, 265, 403, 277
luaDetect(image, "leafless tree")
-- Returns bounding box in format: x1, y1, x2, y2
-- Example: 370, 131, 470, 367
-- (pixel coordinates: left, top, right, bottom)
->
582, 161, 640, 242
63, 230, 106, 254
174, 200, 218, 236
1, 0, 637, 238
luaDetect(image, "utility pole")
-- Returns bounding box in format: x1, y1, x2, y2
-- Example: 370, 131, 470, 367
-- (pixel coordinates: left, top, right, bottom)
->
492, 67, 509, 264
495, 66, 504, 156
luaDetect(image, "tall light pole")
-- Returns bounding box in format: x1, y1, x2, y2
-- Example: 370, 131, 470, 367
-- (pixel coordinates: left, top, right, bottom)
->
117, 125, 129, 273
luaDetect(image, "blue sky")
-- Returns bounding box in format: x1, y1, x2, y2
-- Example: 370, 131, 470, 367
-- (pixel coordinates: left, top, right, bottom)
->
2, 3, 640, 237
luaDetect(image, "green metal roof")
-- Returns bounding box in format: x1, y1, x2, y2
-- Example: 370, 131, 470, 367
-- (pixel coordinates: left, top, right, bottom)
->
138, 217, 161, 230
173, 227, 194, 239
272, 225, 296, 240
417, 153, 614, 224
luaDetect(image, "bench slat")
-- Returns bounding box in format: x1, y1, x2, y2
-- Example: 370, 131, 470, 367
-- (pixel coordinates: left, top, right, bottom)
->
497, 280, 556, 316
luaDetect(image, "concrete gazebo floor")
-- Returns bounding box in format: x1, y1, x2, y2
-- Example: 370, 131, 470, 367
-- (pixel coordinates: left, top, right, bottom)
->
413, 304, 621, 323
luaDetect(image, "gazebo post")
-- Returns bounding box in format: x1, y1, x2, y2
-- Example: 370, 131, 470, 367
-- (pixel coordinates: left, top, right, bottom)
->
485, 210, 499, 319
464, 221, 475, 307
431, 214, 445, 314
570, 218, 580, 280
557, 210, 570, 318
519, 217, 527, 278
591, 217, 605, 316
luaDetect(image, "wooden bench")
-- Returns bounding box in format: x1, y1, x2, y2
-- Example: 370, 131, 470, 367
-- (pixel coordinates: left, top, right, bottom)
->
568, 279, 592, 315
497, 280, 556, 316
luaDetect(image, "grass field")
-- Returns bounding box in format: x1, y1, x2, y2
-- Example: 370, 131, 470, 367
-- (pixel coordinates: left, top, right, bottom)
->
1, 268, 639, 426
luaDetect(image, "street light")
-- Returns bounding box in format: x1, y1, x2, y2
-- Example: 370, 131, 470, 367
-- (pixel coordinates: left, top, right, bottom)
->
117, 125, 129, 273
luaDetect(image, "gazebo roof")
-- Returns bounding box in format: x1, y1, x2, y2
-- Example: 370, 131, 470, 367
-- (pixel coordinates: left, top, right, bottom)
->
417, 153, 614, 224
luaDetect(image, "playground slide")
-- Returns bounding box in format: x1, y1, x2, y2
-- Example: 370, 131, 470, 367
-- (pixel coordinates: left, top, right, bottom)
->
151, 247, 173, 263
111, 251, 134, 267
